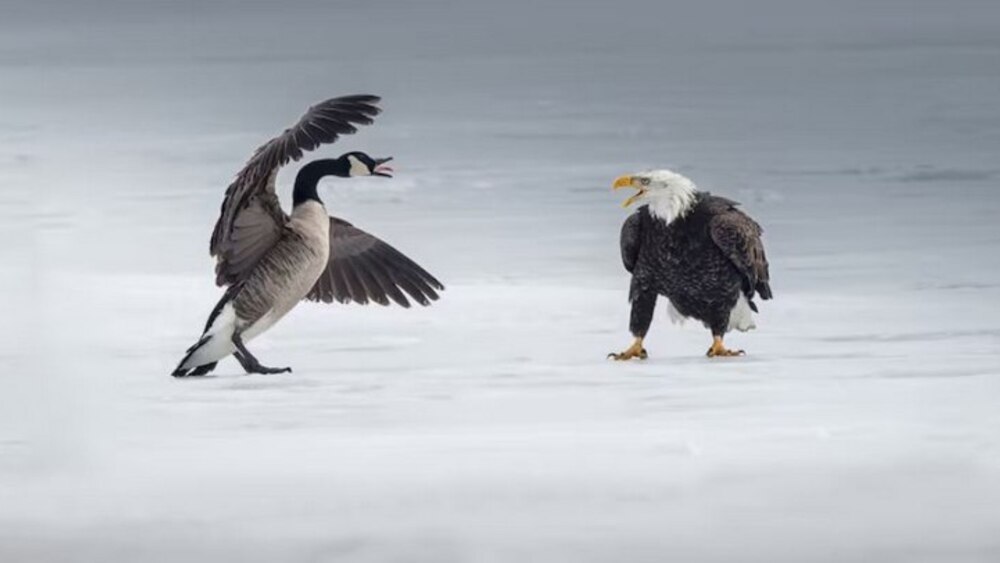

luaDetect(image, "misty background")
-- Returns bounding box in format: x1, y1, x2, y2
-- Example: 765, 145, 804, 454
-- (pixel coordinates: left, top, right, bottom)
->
2, 1, 999, 561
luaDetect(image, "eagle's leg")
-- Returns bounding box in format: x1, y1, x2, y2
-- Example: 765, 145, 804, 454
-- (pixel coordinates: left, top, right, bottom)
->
706, 335, 744, 358
232, 332, 293, 375
608, 291, 655, 361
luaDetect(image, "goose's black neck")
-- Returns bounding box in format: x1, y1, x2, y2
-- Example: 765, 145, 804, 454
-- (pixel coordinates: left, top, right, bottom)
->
293, 157, 349, 206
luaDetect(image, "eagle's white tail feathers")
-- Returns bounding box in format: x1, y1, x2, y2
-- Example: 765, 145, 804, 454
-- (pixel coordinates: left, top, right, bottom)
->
728, 293, 757, 332
667, 295, 756, 332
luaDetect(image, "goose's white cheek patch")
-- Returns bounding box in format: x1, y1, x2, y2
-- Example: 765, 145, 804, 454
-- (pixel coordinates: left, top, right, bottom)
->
347, 155, 370, 177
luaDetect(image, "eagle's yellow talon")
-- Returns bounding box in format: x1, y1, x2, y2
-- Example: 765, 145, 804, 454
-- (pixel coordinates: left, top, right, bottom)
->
609, 338, 647, 361
706, 336, 745, 358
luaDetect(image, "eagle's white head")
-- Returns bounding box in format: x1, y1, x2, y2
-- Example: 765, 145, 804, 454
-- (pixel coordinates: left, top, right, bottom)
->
613, 169, 698, 224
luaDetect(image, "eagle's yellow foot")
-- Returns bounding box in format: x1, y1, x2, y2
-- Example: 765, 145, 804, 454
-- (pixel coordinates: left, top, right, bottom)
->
706, 336, 745, 358
608, 338, 648, 361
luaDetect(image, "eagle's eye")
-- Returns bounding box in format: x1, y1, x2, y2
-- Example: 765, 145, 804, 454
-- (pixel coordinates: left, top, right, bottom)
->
640, 178, 651, 186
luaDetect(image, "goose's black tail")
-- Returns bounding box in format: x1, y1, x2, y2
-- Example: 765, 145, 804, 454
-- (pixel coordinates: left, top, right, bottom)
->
172, 361, 218, 378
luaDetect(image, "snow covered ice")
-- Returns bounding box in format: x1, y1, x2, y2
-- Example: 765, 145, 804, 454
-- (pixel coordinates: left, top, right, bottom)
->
2, 1, 1000, 561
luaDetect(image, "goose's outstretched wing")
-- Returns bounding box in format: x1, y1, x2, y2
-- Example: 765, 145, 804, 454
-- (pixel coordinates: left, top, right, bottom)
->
306, 217, 444, 307
210, 95, 382, 286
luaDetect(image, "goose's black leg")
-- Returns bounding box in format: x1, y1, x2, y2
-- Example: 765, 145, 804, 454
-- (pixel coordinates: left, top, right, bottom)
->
232, 332, 292, 375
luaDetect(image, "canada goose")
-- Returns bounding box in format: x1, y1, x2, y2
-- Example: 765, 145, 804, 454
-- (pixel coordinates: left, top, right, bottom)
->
172, 95, 443, 377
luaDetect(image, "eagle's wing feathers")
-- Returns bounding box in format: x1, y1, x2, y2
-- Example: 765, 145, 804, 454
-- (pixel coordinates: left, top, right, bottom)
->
709, 208, 772, 301
620, 210, 643, 274
306, 217, 444, 308
210, 95, 382, 286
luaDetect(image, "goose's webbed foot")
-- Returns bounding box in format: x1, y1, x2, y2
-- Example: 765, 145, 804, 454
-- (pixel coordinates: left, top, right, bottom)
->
232, 333, 293, 375
240, 359, 293, 375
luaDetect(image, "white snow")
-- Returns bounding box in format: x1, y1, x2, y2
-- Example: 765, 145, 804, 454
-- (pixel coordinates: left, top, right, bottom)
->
2, 1, 1000, 561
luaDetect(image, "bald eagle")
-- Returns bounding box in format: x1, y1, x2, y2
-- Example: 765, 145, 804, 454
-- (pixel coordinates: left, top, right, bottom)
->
608, 170, 772, 359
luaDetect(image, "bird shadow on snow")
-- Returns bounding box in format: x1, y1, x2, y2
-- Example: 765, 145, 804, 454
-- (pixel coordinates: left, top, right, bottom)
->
168, 372, 312, 389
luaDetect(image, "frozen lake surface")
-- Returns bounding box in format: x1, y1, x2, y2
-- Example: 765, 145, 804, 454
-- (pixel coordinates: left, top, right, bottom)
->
2, 1, 1000, 561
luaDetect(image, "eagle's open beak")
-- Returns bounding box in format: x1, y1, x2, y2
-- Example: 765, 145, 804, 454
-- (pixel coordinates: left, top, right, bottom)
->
613, 175, 644, 208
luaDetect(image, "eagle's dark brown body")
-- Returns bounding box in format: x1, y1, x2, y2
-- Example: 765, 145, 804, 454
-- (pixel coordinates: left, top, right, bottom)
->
622, 193, 772, 339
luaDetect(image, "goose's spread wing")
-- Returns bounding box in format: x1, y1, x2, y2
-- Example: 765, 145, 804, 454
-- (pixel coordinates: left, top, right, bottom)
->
306, 217, 444, 307
620, 210, 643, 274
210, 95, 382, 286
708, 207, 771, 299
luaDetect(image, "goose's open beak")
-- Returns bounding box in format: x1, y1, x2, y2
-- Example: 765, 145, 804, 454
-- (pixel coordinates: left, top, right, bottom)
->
613, 175, 643, 208
373, 156, 394, 177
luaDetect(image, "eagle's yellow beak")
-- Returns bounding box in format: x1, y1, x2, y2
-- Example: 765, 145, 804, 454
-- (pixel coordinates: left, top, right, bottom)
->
613, 174, 644, 208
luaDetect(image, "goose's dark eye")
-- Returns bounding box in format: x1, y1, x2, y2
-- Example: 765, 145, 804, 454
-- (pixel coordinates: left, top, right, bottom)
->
640, 178, 651, 186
